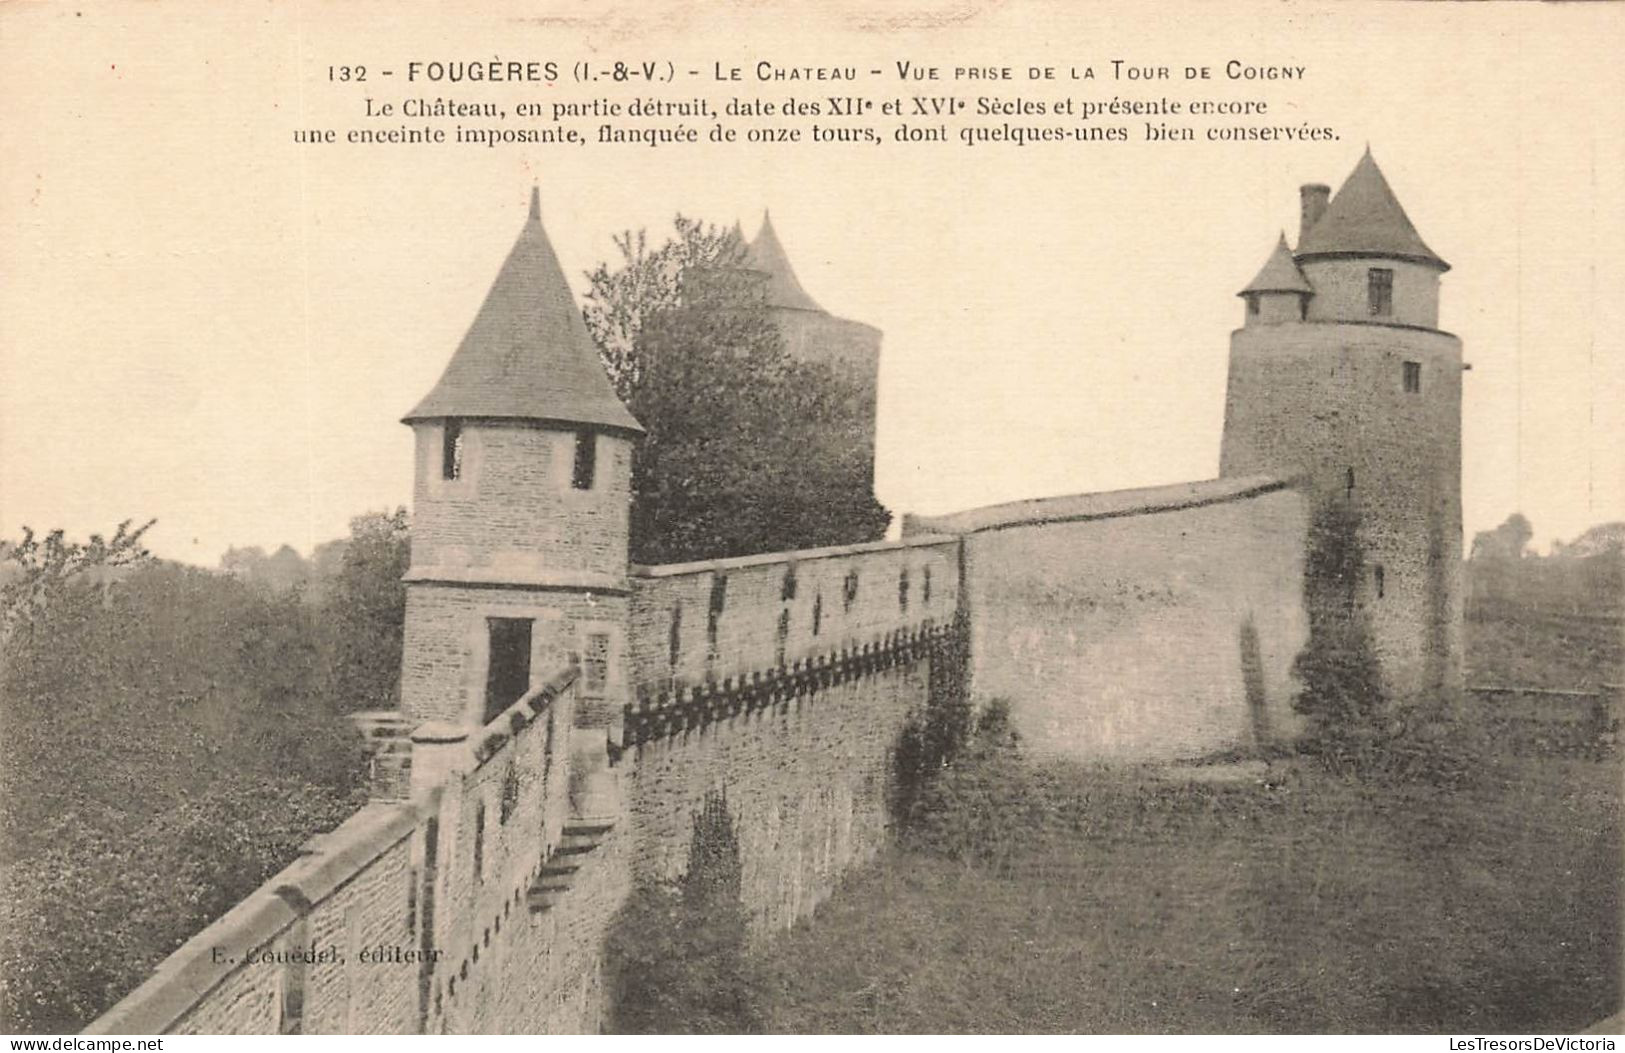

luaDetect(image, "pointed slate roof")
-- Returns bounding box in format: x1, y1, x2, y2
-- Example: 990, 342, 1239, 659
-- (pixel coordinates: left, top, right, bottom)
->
404, 188, 642, 434
1239, 233, 1313, 296
744, 213, 825, 313
1296, 149, 1449, 271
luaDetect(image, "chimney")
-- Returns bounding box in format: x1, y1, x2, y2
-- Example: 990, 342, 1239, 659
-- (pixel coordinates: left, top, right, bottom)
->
1299, 184, 1331, 244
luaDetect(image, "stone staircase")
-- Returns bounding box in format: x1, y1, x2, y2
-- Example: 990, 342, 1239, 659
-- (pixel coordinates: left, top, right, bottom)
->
527, 819, 614, 913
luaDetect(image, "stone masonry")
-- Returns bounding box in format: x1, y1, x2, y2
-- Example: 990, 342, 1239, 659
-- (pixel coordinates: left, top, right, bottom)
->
87, 153, 1461, 1034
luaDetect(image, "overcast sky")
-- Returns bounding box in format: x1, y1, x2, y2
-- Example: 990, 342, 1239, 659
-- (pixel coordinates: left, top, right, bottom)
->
2, 0, 1621, 564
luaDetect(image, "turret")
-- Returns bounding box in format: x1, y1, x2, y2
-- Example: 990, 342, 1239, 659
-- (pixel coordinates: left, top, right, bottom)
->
1238, 233, 1313, 325
398, 187, 641, 749
1219, 152, 1464, 704
743, 211, 826, 314
742, 212, 883, 490
1294, 148, 1450, 329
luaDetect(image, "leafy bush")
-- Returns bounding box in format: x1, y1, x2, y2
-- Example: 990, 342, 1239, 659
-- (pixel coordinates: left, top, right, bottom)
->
892, 611, 974, 822
1291, 497, 1388, 763
321, 508, 410, 711
1345, 705, 1495, 790
0, 520, 153, 642
896, 699, 1058, 872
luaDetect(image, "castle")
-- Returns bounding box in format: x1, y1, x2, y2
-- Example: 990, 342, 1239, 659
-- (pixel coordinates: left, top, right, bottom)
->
88, 151, 1461, 1034
1221, 150, 1463, 703
908, 147, 1462, 751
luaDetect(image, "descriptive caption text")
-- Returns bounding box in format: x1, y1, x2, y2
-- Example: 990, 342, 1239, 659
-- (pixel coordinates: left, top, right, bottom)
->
296, 56, 1339, 150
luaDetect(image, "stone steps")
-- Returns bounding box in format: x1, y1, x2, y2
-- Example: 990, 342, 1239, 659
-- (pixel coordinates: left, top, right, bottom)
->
527, 821, 614, 913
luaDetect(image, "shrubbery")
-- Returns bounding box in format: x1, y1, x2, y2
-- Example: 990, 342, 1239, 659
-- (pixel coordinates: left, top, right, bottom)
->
1288, 497, 1504, 788
321, 508, 410, 711
1290, 497, 1392, 771
0, 522, 392, 1033
895, 699, 1064, 872
892, 610, 974, 822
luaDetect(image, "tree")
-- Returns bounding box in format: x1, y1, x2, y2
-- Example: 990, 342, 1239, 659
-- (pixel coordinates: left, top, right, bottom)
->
1292, 496, 1389, 766
320, 508, 410, 711
0, 531, 364, 1033
1469, 512, 1533, 562
583, 217, 890, 565
1467, 513, 1538, 612
220, 544, 311, 592
0, 519, 153, 644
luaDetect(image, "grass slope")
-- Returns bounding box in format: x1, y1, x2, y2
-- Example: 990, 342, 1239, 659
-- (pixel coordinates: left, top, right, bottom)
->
726, 594, 1623, 1035
745, 754, 1618, 1033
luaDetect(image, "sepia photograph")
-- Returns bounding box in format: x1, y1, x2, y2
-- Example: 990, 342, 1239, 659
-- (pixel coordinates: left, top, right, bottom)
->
0, 0, 1621, 1039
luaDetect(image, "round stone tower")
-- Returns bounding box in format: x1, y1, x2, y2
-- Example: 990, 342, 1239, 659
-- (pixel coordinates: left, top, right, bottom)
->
743, 213, 883, 492
398, 187, 642, 763
1219, 150, 1463, 703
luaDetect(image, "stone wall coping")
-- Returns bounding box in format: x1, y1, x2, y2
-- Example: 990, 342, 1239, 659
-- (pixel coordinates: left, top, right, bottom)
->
629, 533, 959, 579
350, 709, 414, 724
83, 888, 300, 1035
904, 475, 1294, 536
403, 566, 628, 593
469, 663, 579, 769
276, 803, 420, 909
85, 800, 430, 1035
412, 720, 472, 744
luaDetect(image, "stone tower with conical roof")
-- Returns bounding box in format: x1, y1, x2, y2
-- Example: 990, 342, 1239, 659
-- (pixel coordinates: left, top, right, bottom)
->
1220, 150, 1463, 703
399, 188, 641, 780
743, 213, 883, 489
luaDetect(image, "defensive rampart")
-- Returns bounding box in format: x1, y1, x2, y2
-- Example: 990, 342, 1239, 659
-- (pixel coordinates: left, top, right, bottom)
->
87, 536, 967, 1034
620, 536, 961, 932
907, 476, 1309, 762
85, 495, 1310, 1032
87, 666, 625, 1035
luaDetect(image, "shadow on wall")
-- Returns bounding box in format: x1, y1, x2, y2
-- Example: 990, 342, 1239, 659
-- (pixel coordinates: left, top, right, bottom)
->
604, 789, 760, 1035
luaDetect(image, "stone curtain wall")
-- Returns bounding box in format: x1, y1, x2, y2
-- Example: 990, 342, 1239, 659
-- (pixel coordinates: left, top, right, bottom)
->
89, 491, 1314, 1033
418, 669, 609, 1034
909, 477, 1309, 763
87, 537, 965, 1034
620, 536, 961, 933
626, 535, 960, 699
622, 663, 931, 935
87, 667, 624, 1035
89, 807, 419, 1035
